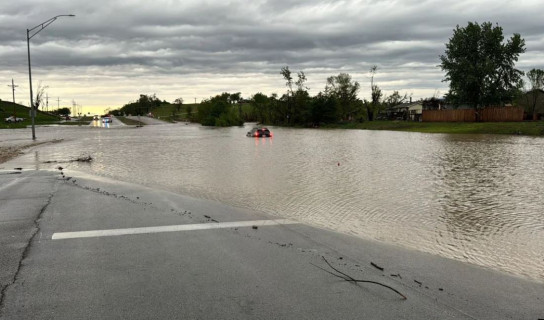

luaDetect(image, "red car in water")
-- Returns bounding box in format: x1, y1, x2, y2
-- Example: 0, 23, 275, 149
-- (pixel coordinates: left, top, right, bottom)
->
246, 127, 272, 137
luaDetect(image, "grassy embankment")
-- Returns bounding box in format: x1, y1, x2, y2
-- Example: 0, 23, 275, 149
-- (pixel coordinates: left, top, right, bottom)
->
324, 121, 544, 136
0, 101, 60, 129
146, 103, 199, 122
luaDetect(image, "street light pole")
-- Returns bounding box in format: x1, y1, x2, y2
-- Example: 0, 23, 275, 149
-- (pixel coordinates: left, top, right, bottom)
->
27, 30, 34, 139
27, 14, 75, 140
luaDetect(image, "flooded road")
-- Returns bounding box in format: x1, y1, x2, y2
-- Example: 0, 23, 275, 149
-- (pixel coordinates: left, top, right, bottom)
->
2, 123, 543, 281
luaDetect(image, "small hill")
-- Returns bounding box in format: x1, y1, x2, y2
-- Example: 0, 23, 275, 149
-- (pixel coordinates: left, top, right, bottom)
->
0, 100, 60, 128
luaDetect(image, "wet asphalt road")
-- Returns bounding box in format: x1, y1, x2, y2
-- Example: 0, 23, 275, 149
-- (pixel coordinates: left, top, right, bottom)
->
0, 169, 543, 319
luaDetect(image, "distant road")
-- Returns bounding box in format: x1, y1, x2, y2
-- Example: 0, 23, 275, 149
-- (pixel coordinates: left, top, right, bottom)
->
125, 116, 169, 125
89, 115, 126, 128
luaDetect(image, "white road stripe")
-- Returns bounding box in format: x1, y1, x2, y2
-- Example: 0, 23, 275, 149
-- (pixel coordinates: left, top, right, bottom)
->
52, 219, 299, 240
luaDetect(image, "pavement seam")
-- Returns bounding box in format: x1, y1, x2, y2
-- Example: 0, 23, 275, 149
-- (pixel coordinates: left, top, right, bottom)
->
0, 180, 57, 317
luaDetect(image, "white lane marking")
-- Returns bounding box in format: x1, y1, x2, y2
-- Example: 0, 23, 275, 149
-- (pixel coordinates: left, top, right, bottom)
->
52, 219, 298, 240
0, 174, 27, 192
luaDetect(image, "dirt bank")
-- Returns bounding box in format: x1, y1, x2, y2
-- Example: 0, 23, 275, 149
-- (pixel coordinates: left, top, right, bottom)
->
0, 140, 63, 164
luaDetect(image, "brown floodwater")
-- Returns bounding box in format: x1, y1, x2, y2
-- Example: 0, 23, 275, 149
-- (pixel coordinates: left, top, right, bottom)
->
2, 123, 543, 281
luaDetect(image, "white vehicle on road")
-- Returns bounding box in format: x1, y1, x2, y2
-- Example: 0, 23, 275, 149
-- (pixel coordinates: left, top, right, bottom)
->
4, 116, 24, 123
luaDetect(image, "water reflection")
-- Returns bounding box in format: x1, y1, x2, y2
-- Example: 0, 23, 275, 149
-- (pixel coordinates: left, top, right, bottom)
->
2, 125, 543, 281
254, 137, 273, 146
91, 119, 110, 128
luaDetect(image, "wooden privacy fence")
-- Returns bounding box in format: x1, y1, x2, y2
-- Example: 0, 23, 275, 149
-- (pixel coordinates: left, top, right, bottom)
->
422, 109, 475, 122
422, 107, 524, 122
480, 107, 524, 122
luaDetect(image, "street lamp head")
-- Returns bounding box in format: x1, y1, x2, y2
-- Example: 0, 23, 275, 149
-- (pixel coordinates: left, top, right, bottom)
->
68, 14, 75, 17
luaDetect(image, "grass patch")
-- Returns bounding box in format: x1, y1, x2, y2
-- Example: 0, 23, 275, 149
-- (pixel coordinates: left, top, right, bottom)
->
322, 121, 544, 136
146, 103, 198, 122
1, 101, 60, 129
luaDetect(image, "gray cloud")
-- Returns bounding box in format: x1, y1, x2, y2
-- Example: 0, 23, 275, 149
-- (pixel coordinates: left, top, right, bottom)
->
1, 0, 543, 110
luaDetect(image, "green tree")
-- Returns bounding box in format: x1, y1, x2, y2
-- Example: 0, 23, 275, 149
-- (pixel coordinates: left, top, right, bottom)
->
228, 92, 242, 104
228, 92, 242, 119
54, 107, 71, 116
526, 68, 544, 119
292, 71, 311, 124
440, 22, 525, 114
197, 93, 243, 126
34, 83, 48, 110
383, 91, 409, 108
325, 73, 360, 121
280, 66, 294, 124
185, 104, 193, 120
279, 66, 311, 125
138, 95, 153, 114
268, 93, 283, 124
310, 93, 338, 125
251, 92, 269, 123
174, 97, 183, 112
422, 97, 442, 110
149, 94, 162, 108
368, 65, 382, 121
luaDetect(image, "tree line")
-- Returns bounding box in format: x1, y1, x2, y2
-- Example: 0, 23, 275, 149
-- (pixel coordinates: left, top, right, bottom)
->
196, 66, 412, 127
114, 94, 165, 116
113, 21, 543, 126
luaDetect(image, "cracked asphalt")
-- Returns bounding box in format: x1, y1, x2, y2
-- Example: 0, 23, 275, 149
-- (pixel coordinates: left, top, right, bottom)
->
1, 169, 543, 319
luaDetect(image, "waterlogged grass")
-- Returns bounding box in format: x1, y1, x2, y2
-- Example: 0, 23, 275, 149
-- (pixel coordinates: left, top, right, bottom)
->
324, 121, 544, 136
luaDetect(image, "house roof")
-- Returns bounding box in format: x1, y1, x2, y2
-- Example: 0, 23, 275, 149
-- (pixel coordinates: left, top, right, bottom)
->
526, 89, 544, 94
389, 101, 422, 110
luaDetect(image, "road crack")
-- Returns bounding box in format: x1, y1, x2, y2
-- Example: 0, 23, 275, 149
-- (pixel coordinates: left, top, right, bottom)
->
0, 185, 57, 316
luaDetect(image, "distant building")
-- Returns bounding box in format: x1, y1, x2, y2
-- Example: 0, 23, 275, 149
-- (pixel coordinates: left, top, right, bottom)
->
387, 99, 424, 121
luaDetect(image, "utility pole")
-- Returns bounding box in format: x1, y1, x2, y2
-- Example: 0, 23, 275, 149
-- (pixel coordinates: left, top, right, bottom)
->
8, 79, 18, 103
46, 93, 49, 112
7, 79, 18, 116
57, 97, 61, 112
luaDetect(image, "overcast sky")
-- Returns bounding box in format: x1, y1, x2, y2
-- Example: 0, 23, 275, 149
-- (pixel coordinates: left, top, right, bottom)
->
1, 0, 543, 114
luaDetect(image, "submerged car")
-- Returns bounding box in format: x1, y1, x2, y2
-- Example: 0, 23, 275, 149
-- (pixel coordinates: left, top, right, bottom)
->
102, 116, 112, 123
247, 127, 272, 137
